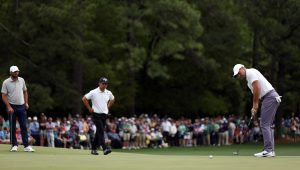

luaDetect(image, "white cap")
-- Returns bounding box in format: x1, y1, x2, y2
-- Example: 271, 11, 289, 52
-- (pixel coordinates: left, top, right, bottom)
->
33, 116, 38, 121
233, 64, 244, 77
10, 66, 20, 72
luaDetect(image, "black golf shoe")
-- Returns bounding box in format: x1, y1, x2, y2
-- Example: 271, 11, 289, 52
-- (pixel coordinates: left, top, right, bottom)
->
91, 150, 99, 155
103, 148, 112, 155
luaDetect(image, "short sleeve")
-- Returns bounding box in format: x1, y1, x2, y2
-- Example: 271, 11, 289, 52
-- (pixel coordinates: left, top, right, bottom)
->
1, 81, 7, 94
247, 69, 259, 85
109, 92, 115, 101
85, 90, 93, 100
22, 78, 27, 91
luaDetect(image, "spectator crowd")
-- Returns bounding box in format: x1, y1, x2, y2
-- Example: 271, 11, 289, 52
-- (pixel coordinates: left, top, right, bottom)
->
0, 113, 299, 150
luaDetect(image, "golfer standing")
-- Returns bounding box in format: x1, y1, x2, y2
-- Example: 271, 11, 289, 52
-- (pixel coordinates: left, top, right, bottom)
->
1, 65, 35, 152
82, 77, 114, 155
233, 64, 281, 157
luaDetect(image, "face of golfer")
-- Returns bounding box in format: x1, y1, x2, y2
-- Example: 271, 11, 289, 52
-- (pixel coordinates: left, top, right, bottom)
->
235, 67, 246, 79
99, 82, 108, 91
10, 71, 19, 80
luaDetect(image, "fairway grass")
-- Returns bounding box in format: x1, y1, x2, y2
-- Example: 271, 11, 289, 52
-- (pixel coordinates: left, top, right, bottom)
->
1, 143, 300, 170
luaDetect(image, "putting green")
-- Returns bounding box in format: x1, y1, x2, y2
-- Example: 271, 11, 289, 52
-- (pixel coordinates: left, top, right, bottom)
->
0, 143, 299, 170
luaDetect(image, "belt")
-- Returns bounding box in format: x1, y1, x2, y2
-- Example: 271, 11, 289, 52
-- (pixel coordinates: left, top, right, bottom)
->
261, 90, 275, 100
10, 104, 24, 107
93, 112, 106, 114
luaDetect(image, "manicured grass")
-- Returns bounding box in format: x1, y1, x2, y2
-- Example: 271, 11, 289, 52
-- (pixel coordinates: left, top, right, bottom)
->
117, 142, 300, 156
1, 143, 300, 170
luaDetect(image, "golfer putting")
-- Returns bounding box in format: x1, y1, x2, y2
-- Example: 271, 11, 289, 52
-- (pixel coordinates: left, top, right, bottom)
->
233, 64, 281, 157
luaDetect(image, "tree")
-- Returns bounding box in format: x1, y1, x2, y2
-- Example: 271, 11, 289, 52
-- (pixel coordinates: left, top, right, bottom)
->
238, 0, 300, 136
193, 0, 250, 115
106, 0, 204, 116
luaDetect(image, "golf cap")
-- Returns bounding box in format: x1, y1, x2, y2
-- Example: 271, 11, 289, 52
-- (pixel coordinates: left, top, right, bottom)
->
10, 65, 19, 72
99, 77, 109, 83
233, 64, 244, 77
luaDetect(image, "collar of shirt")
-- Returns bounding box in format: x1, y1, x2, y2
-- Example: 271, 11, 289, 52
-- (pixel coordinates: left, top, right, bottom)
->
9, 77, 19, 82
97, 88, 107, 93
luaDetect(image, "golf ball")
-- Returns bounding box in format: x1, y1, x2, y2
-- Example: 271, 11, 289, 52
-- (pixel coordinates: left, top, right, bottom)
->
209, 155, 213, 159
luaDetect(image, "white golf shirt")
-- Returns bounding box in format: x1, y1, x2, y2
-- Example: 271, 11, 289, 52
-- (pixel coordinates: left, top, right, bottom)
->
84, 88, 114, 114
246, 68, 274, 99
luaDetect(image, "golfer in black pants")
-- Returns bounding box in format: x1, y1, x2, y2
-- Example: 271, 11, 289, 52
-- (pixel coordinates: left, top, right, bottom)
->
82, 77, 114, 155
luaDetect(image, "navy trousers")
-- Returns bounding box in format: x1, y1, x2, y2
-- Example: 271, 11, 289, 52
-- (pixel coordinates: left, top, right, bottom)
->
9, 104, 29, 147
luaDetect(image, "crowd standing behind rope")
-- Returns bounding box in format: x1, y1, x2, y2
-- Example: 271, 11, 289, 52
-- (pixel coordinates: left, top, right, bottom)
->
0, 113, 299, 149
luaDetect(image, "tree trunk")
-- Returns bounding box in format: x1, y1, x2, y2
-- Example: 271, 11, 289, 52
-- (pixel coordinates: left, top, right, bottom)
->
252, 28, 259, 68
127, 69, 136, 116
14, 0, 20, 13
126, 0, 136, 116
72, 61, 83, 116
274, 54, 285, 139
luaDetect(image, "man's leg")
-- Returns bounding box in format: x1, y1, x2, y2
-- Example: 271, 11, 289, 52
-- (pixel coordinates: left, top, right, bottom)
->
99, 114, 112, 155
98, 114, 107, 150
260, 96, 279, 152
9, 112, 17, 146
16, 106, 29, 147
91, 114, 101, 151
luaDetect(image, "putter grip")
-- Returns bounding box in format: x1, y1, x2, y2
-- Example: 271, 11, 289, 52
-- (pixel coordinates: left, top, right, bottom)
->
251, 110, 255, 117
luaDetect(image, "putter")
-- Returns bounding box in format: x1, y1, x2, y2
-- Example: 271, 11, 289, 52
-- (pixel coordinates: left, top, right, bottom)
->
9, 113, 13, 145
233, 115, 253, 155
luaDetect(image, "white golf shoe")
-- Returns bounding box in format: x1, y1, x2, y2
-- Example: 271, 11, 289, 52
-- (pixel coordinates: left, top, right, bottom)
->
24, 146, 35, 152
254, 150, 275, 157
10, 145, 18, 152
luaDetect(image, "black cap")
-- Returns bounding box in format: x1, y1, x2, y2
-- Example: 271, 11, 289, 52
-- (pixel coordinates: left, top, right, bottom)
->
99, 77, 109, 83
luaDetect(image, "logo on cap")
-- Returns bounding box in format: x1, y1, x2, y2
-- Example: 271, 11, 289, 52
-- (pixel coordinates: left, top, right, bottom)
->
99, 77, 109, 83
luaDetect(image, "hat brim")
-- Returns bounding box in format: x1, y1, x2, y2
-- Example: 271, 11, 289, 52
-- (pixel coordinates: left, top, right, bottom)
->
233, 72, 239, 77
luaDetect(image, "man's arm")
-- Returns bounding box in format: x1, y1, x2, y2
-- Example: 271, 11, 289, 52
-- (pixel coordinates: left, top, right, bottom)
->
251, 80, 260, 116
2, 93, 13, 114
82, 96, 94, 113
24, 90, 29, 109
107, 99, 114, 110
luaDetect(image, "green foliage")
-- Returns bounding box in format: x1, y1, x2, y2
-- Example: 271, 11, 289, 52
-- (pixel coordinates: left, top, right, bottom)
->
28, 83, 54, 112
0, 0, 300, 120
